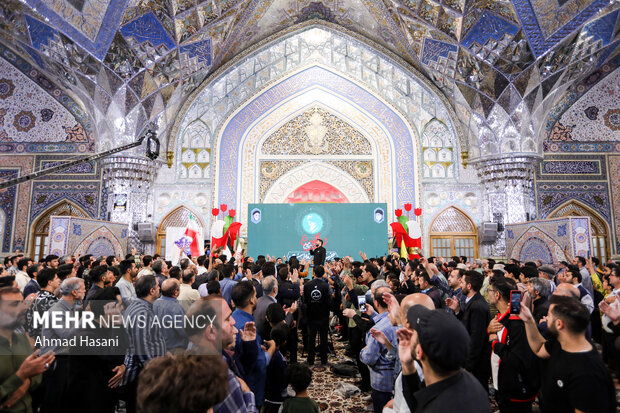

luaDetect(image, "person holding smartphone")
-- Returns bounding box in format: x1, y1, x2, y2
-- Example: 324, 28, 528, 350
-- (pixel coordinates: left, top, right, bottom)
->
486, 277, 539, 413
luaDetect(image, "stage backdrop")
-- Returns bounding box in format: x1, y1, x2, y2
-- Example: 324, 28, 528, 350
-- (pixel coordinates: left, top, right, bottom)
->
505, 217, 592, 264
48, 216, 128, 258
247, 203, 387, 261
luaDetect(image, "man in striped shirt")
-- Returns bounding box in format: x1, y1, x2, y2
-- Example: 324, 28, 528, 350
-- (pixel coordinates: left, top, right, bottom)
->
122, 274, 166, 413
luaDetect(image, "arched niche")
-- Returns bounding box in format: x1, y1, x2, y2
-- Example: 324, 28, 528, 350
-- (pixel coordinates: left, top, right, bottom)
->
429, 206, 478, 262
233, 86, 396, 228
156, 206, 206, 257
29, 200, 89, 261
549, 200, 610, 262
263, 162, 370, 204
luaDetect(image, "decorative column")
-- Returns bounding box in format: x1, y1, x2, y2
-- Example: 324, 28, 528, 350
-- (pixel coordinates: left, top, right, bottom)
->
473, 155, 541, 257
101, 155, 161, 254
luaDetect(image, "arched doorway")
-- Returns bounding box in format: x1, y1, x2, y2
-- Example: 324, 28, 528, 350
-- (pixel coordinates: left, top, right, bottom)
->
156, 206, 206, 257
29, 201, 89, 262
429, 206, 479, 262
549, 201, 610, 262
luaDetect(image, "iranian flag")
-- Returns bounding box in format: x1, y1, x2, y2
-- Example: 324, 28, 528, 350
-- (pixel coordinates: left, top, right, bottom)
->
184, 213, 202, 257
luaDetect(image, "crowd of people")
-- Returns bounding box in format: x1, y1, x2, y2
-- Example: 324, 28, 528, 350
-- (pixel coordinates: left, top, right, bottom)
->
0, 242, 619, 413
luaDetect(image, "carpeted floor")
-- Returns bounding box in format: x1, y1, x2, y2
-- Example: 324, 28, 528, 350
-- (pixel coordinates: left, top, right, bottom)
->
302, 335, 371, 412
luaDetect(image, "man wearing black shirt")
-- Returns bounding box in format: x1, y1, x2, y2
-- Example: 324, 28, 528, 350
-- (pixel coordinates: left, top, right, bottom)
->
446, 270, 491, 390
399, 305, 490, 412
303, 265, 331, 365
487, 277, 539, 413
520, 295, 615, 413
309, 239, 326, 267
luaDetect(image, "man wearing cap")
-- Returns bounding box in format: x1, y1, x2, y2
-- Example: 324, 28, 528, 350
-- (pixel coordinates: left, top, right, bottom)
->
398, 304, 490, 412
537, 265, 557, 294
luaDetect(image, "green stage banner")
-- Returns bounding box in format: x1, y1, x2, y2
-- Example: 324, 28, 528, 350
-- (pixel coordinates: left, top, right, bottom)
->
247, 203, 388, 261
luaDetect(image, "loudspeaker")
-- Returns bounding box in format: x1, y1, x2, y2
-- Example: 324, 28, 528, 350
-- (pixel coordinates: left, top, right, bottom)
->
137, 223, 155, 242
481, 222, 498, 242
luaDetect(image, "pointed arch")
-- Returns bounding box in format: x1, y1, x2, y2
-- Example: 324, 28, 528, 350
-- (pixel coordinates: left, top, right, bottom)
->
429, 206, 478, 262
549, 200, 610, 261
156, 206, 206, 257
29, 200, 89, 261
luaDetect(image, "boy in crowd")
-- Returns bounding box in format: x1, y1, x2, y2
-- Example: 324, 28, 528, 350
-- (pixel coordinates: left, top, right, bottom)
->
263, 322, 290, 413
282, 363, 320, 413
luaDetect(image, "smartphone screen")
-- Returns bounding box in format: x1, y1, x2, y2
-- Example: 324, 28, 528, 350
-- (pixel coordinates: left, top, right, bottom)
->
357, 295, 367, 312
510, 290, 522, 315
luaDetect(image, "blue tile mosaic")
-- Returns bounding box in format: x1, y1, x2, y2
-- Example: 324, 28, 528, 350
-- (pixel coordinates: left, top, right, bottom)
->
120, 12, 175, 51
583, 9, 619, 46
24, 0, 130, 60
462, 12, 518, 48
179, 39, 212, 64
24, 15, 58, 52
512, 0, 609, 57
421, 38, 458, 65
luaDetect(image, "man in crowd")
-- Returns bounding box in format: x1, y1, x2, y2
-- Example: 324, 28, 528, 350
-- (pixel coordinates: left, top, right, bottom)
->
398, 304, 490, 412
220, 264, 237, 306
529, 277, 551, 324
303, 265, 331, 367
487, 277, 539, 412
177, 268, 200, 311
116, 259, 138, 302
122, 275, 166, 413
153, 278, 188, 354
23, 263, 42, 298
137, 355, 228, 413
446, 270, 491, 390
447, 267, 466, 311
520, 295, 615, 412
574, 255, 594, 297
557, 265, 594, 313
309, 239, 326, 267
417, 270, 442, 309
14, 257, 32, 292
137, 255, 154, 278
44, 255, 59, 269
255, 276, 278, 340
0, 287, 56, 412
40, 277, 87, 410
231, 281, 271, 407
84, 264, 113, 308
25, 268, 60, 343
359, 286, 397, 413
184, 297, 258, 412
152, 259, 168, 287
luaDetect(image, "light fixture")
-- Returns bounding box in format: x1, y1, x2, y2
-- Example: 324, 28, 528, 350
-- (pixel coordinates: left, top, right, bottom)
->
145, 129, 160, 160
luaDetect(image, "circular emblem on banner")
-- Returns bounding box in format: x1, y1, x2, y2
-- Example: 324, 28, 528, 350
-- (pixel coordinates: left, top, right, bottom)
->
302, 212, 323, 234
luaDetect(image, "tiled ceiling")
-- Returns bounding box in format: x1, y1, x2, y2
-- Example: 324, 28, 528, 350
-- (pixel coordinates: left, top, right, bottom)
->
0, 0, 618, 157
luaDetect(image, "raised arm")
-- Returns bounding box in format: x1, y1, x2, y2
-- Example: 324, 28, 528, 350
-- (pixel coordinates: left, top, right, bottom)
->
518, 304, 550, 359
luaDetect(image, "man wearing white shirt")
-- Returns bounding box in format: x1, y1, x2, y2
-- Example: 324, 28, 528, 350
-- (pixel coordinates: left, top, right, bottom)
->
15, 257, 32, 292
116, 258, 138, 302
177, 268, 200, 311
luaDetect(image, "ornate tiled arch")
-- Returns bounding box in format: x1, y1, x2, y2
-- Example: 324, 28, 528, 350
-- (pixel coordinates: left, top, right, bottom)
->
234, 86, 398, 228
214, 65, 419, 218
